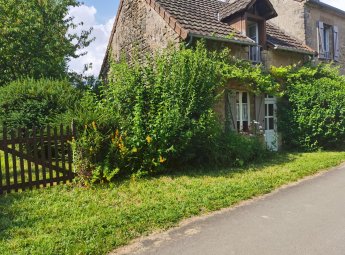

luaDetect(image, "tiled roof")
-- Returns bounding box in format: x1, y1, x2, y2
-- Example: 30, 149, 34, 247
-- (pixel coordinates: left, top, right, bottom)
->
151, 0, 253, 43
101, 0, 316, 76
266, 22, 315, 54
219, 0, 252, 21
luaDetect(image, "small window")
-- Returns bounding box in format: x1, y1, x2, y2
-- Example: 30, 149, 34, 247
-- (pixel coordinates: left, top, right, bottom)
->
317, 21, 336, 60
265, 103, 275, 131
236, 92, 250, 132
323, 25, 332, 59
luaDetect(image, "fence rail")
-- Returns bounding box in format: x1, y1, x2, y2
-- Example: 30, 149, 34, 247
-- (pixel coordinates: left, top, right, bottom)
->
0, 124, 75, 194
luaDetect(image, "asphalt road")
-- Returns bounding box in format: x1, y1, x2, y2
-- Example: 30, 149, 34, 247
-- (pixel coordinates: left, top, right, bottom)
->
114, 163, 345, 255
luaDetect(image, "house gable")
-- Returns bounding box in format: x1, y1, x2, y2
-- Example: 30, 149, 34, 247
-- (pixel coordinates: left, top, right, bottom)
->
100, 0, 182, 79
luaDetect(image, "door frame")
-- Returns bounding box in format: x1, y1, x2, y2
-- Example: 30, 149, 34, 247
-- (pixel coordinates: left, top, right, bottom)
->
264, 95, 278, 151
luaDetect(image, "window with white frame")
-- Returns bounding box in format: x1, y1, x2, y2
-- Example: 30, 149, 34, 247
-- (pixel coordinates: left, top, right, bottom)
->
236, 92, 250, 132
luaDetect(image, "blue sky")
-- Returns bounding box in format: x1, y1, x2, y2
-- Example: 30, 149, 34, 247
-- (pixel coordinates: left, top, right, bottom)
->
81, 0, 120, 23
69, 0, 345, 76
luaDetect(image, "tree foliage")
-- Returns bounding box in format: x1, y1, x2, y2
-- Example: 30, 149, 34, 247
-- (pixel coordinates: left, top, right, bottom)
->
0, 0, 93, 86
0, 79, 81, 130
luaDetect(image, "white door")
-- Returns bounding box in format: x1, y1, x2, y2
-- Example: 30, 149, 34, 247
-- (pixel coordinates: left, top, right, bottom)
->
264, 95, 278, 151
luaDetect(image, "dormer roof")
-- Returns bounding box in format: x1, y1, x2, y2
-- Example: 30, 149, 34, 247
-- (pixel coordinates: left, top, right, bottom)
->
219, 0, 278, 21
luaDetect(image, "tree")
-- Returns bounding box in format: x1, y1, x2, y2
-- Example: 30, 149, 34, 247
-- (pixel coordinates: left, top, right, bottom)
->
0, 0, 93, 86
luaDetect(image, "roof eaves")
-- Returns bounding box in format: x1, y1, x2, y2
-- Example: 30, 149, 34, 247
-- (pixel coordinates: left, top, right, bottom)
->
267, 41, 316, 55
190, 32, 257, 46
307, 0, 345, 17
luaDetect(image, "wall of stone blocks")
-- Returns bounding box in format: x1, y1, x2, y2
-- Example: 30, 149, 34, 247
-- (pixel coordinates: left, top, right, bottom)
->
109, 0, 181, 63
305, 4, 345, 73
262, 49, 309, 67
268, 0, 307, 43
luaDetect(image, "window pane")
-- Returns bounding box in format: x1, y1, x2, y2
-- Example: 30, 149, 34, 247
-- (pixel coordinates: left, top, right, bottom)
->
237, 121, 241, 132
242, 92, 248, 103
269, 118, 274, 130
269, 104, 274, 116
236, 104, 240, 121
265, 104, 268, 116
236, 92, 239, 103
265, 118, 268, 130
243, 121, 249, 132
242, 103, 248, 120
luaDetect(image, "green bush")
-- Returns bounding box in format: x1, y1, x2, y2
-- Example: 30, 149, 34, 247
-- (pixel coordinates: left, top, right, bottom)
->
0, 78, 81, 130
101, 43, 227, 177
273, 64, 345, 150
72, 43, 273, 182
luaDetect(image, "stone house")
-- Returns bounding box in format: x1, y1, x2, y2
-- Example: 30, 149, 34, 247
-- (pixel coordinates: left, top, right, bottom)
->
269, 0, 345, 72
100, 0, 322, 151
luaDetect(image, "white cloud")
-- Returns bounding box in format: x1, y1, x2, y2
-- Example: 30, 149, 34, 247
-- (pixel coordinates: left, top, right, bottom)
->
68, 5, 114, 76
321, 0, 345, 11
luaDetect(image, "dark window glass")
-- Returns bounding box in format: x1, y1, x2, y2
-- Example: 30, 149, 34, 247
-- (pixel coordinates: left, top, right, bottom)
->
242, 92, 248, 103
269, 104, 274, 116
265, 104, 268, 116
243, 121, 249, 132
269, 118, 274, 130
265, 118, 268, 130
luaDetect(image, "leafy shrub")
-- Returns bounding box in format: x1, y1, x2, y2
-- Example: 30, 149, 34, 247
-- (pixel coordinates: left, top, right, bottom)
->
101, 43, 227, 177
273, 64, 345, 150
72, 43, 273, 182
0, 79, 81, 130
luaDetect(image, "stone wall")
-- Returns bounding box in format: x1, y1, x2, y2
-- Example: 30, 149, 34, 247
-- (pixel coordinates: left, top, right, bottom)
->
268, 0, 307, 42
304, 3, 345, 73
267, 0, 345, 72
262, 49, 309, 67
109, 0, 180, 63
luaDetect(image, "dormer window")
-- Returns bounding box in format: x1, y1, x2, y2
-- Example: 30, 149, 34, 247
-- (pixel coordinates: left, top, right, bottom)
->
247, 21, 261, 63
248, 21, 259, 43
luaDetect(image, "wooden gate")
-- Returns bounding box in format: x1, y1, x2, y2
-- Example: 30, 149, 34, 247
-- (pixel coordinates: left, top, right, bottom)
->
0, 124, 75, 194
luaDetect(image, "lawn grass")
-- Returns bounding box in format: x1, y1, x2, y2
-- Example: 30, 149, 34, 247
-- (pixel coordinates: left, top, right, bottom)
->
0, 149, 62, 188
0, 151, 345, 255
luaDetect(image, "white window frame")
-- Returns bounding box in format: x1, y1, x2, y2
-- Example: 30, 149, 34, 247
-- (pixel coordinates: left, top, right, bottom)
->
236, 92, 251, 132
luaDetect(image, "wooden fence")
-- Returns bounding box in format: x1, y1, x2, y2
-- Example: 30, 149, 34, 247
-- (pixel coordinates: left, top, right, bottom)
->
0, 124, 75, 194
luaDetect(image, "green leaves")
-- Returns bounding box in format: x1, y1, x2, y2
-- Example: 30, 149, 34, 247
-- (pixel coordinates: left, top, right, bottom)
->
0, 78, 81, 130
0, 0, 93, 86
276, 63, 345, 150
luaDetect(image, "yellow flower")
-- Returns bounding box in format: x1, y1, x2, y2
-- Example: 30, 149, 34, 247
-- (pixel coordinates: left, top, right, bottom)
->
92, 121, 97, 130
132, 147, 138, 153
115, 129, 119, 138
159, 156, 166, 163
146, 135, 152, 144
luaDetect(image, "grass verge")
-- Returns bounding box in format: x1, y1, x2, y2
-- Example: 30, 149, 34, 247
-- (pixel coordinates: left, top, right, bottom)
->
1, 151, 345, 255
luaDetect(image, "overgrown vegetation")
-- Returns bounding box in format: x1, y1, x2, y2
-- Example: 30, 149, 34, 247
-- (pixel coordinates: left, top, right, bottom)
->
272, 64, 345, 150
1, 151, 344, 255
71, 43, 279, 182
0, 79, 81, 130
